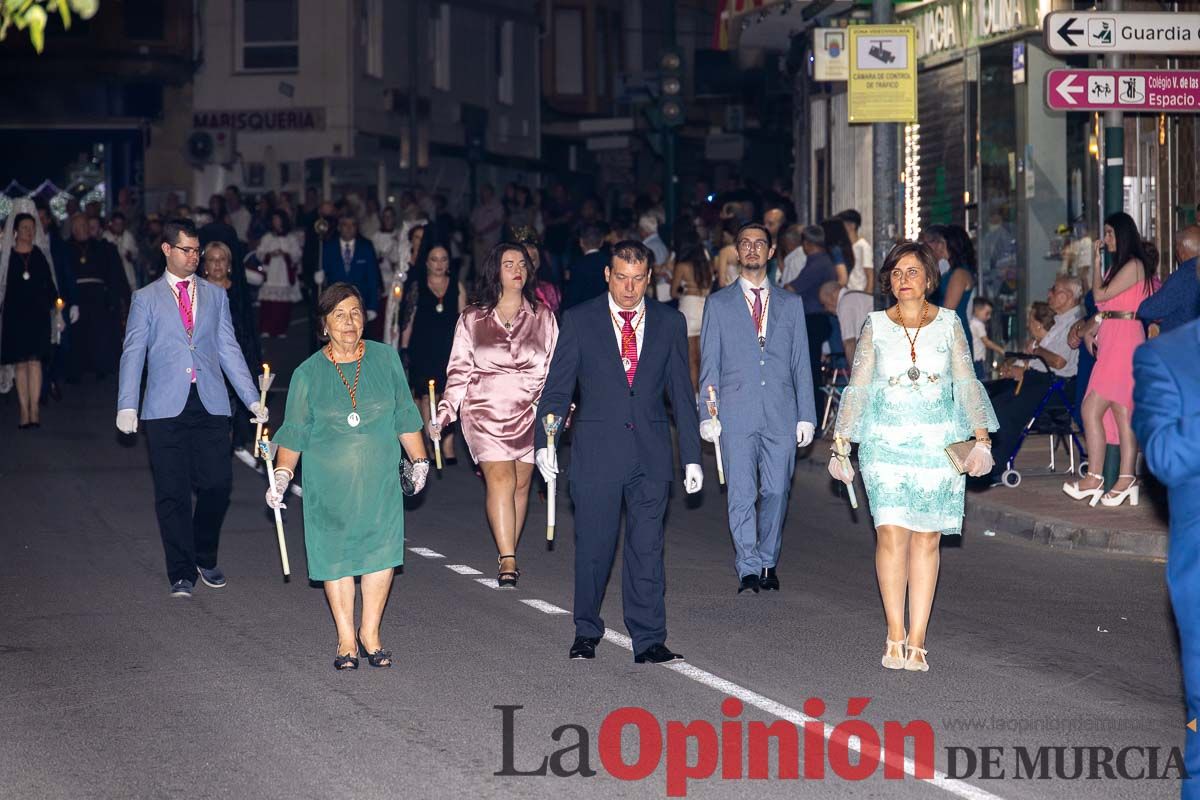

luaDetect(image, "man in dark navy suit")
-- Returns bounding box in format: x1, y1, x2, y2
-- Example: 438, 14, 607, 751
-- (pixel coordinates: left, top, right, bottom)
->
535, 240, 703, 664
562, 221, 610, 310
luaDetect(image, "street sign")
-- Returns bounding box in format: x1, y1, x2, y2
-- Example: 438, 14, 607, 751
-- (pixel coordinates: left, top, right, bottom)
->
848, 25, 917, 124
1046, 69, 1200, 113
813, 28, 848, 82
1044, 11, 1200, 55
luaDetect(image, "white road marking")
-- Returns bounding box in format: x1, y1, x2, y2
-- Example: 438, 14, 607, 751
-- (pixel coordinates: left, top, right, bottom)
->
434, 554, 1008, 800
408, 547, 445, 559
603, 628, 633, 650
520, 599, 569, 614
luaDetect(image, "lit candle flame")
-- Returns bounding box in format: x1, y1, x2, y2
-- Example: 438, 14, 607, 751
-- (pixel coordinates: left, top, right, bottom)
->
262, 363, 270, 375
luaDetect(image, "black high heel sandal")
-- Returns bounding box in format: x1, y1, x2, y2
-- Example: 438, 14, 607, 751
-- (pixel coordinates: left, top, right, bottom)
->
357, 636, 393, 668
333, 649, 359, 671
497, 554, 520, 588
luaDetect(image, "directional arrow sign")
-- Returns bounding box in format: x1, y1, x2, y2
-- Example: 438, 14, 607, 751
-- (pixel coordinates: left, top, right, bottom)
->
1054, 73, 1084, 106
1046, 69, 1200, 113
1044, 11, 1200, 54
1056, 17, 1084, 48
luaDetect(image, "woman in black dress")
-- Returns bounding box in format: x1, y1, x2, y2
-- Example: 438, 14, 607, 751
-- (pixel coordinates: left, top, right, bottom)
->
2, 213, 58, 429
401, 239, 467, 461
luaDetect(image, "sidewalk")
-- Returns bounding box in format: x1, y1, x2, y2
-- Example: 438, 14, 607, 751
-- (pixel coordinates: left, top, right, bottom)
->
800, 434, 1170, 560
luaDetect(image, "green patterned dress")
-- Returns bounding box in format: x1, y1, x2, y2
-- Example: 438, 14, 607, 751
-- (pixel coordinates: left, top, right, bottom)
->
834, 308, 998, 535
274, 340, 423, 580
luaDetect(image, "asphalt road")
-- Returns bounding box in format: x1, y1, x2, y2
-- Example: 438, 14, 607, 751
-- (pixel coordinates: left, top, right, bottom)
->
0, 328, 1187, 800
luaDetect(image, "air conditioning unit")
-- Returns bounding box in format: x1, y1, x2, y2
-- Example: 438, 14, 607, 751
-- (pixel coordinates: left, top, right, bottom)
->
185, 129, 236, 167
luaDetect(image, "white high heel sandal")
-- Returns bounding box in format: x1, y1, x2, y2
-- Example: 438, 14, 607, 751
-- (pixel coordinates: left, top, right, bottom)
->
1063, 472, 1105, 507
1100, 475, 1139, 507
882, 635, 907, 670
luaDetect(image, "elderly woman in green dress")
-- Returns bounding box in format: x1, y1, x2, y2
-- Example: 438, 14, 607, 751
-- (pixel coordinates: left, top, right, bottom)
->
266, 282, 430, 671
829, 242, 997, 673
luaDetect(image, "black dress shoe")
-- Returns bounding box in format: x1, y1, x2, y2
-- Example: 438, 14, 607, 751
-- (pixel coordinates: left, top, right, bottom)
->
760, 567, 780, 591
569, 636, 601, 660
738, 574, 760, 594
634, 643, 684, 664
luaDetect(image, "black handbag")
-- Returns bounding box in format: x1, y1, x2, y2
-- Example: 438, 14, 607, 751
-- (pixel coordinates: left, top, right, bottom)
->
400, 454, 417, 496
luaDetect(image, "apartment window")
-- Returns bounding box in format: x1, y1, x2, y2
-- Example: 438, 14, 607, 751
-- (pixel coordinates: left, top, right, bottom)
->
430, 4, 451, 91
497, 20, 514, 105
363, 0, 383, 78
237, 0, 299, 72
553, 9, 584, 95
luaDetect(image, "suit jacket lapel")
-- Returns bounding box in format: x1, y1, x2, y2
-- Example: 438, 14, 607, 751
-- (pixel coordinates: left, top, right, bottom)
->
159, 277, 191, 345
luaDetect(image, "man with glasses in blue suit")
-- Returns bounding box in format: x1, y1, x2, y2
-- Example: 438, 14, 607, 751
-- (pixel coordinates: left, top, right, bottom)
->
117, 218, 268, 598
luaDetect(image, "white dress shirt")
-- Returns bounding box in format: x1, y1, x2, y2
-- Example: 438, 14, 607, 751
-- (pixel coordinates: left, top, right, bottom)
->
778, 247, 806, 286
739, 274, 771, 340
848, 237, 873, 292
607, 295, 645, 358
1029, 305, 1085, 377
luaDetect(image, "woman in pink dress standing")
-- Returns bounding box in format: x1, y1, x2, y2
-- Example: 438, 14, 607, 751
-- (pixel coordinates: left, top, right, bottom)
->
1063, 212, 1158, 507
431, 242, 559, 586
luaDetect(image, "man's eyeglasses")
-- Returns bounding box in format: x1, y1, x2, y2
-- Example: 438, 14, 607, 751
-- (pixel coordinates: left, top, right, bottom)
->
171, 244, 203, 258
737, 239, 769, 252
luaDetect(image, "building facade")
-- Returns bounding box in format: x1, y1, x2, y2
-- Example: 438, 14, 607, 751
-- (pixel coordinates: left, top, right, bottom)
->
191, 0, 541, 212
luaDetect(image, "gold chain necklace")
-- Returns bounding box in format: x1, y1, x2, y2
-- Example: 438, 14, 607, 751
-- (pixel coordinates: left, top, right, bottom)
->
893, 300, 929, 382
328, 341, 365, 426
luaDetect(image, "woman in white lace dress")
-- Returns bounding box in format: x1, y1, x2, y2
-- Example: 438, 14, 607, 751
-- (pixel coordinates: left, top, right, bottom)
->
829, 241, 998, 673
256, 210, 303, 337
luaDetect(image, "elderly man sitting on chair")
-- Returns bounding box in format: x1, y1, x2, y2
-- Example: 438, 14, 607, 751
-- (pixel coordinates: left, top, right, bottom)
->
984, 275, 1085, 485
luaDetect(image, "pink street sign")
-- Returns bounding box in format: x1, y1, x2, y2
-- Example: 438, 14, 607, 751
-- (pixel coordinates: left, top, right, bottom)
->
1046, 69, 1200, 113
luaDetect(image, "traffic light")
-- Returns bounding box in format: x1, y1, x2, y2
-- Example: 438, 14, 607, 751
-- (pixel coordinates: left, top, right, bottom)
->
658, 50, 684, 128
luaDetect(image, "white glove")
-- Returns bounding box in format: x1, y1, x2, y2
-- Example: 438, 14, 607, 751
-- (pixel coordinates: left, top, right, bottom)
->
116, 408, 138, 434
244, 269, 265, 287
68, 305, 79, 324
367, 310, 378, 322
796, 421, 815, 448
410, 460, 430, 493
828, 455, 855, 484
699, 418, 722, 442
265, 468, 290, 509
250, 401, 269, 424
535, 447, 558, 484
314, 269, 326, 286
963, 443, 994, 478
427, 416, 449, 441
684, 463, 703, 494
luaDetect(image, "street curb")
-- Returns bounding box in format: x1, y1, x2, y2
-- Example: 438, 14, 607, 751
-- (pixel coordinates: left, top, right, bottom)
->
792, 455, 1168, 560
962, 496, 1167, 559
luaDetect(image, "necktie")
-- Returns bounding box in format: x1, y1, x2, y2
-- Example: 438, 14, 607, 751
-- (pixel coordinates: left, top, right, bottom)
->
619, 310, 638, 387
751, 288, 764, 330
343, 243, 353, 271
177, 279, 194, 338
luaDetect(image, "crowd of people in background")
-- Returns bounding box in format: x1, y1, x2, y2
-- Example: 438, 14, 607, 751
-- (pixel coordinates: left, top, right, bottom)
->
4, 175, 1199, 512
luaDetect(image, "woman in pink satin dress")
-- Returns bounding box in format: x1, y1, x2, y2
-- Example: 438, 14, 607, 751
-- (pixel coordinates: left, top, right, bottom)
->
1063, 212, 1158, 508
432, 242, 558, 586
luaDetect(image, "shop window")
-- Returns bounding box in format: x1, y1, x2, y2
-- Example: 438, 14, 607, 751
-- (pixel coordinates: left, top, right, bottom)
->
237, 0, 299, 72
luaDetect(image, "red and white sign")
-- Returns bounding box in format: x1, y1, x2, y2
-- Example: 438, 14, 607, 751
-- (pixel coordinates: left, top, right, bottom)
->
1046, 69, 1200, 112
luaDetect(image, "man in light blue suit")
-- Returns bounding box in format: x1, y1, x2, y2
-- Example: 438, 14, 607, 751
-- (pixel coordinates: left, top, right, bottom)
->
699, 222, 817, 594
117, 218, 267, 598
1132, 302, 1200, 800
